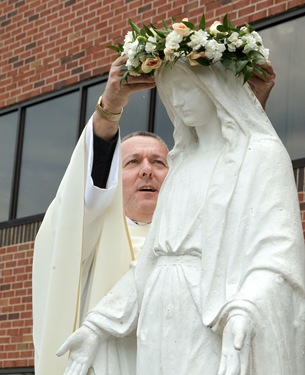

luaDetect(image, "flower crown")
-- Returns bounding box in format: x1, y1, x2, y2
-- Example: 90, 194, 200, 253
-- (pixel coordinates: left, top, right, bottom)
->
108, 13, 269, 84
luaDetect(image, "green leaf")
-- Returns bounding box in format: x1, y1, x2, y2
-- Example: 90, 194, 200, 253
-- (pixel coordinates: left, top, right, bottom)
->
243, 66, 254, 83
129, 19, 141, 34
253, 65, 266, 78
221, 59, 237, 72
196, 57, 212, 66
140, 27, 147, 37
143, 24, 154, 37
247, 50, 263, 59
119, 70, 129, 87
216, 25, 227, 32
236, 60, 249, 74
107, 45, 122, 52
245, 22, 254, 33
182, 21, 195, 30
152, 28, 168, 38
162, 19, 170, 30
199, 12, 205, 30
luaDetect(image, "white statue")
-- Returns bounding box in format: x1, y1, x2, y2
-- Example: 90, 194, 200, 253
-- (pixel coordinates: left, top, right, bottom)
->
57, 60, 305, 375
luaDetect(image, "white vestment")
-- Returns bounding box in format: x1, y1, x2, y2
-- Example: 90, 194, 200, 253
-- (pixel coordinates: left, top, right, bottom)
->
83, 62, 305, 375
32, 119, 140, 375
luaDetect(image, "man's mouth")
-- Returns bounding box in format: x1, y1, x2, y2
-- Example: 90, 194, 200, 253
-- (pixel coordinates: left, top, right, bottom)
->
139, 186, 156, 192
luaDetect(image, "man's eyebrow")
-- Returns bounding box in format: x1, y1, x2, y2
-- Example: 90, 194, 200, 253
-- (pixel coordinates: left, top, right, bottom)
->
123, 153, 141, 161
123, 153, 167, 160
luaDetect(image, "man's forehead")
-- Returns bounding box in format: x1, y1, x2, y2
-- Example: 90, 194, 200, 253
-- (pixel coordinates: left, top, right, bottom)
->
122, 136, 168, 156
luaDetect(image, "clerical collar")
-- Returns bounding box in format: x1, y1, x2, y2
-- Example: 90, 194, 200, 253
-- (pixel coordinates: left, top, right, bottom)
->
126, 217, 151, 226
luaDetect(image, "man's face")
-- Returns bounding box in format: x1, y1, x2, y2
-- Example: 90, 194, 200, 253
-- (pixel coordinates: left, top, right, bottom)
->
121, 135, 169, 223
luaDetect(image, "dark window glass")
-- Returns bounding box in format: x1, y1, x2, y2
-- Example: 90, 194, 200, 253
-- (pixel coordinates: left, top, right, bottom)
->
85, 82, 106, 123
86, 83, 150, 137
0, 111, 18, 222
120, 90, 150, 137
16, 92, 80, 218
260, 15, 305, 160
0, 368, 34, 374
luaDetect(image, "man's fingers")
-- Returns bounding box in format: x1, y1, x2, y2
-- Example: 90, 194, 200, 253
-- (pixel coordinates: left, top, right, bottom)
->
112, 54, 128, 66
261, 60, 276, 76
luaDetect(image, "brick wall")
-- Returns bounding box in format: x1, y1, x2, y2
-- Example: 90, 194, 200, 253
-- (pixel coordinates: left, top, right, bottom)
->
1, 0, 305, 371
1, 0, 305, 109
0, 242, 34, 368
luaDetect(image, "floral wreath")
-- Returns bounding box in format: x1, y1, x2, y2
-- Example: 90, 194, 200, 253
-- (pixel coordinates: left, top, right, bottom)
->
108, 13, 269, 84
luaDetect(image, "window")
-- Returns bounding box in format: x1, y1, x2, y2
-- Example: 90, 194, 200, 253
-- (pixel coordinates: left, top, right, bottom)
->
0, 111, 18, 222
0, 77, 152, 224
17, 92, 80, 218
258, 11, 305, 161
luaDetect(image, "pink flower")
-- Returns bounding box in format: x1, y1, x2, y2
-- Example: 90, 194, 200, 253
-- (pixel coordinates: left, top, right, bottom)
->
172, 22, 190, 36
187, 51, 207, 66
141, 57, 162, 73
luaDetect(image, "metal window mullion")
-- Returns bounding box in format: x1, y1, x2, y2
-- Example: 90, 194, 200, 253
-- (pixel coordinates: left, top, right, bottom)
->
9, 106, 26, 220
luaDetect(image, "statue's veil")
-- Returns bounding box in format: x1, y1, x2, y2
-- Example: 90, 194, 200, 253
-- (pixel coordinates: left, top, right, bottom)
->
155, 59, 280, 165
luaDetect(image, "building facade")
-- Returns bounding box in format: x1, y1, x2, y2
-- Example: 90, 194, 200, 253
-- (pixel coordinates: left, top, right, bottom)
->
1, 0, 305, 373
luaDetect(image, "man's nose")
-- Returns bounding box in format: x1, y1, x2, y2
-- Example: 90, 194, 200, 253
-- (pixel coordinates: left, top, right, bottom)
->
139, 159, 153, 178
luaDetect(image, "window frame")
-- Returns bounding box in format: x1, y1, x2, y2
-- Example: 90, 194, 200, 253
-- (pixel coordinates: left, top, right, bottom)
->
0, 368, 34, 375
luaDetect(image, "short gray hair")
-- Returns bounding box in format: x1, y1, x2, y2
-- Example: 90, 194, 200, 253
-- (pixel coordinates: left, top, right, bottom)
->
122, 131, 168, 150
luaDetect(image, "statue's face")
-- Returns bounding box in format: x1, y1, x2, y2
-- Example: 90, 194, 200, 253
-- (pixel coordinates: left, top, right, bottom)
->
158, 64, 215, 127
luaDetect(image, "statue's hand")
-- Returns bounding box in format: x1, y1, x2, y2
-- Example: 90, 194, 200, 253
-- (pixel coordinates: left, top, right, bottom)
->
56, 325, 99, 375
217, 313, 253, 375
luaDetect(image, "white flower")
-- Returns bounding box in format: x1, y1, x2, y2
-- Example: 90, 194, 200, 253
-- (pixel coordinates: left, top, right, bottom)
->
205, 39, 226, 62
187, 29, 208, 51
251, 31, 263, 45
123, 39, 140, 58
164, 47, 175, 61
124, 31, 133, 44
240, 26, 250, 34
260, 47, 269, 59
145, 36, 157, 54
165, 30, 183, 50
209, 20, 222, 35
126, 56, 141, 71
242, 34, 258, 54
227, 32, 243, 52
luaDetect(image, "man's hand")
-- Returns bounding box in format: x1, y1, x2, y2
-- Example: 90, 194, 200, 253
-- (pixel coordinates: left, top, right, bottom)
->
56, 325, 100, 375
218, 314, 253, 375
247, 60, 276, 109
93, 55, 156, 141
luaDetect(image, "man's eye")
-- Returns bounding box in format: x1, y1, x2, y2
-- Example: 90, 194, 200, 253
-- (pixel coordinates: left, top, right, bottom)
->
126, 159, 138, 165
154, 160, 166, 166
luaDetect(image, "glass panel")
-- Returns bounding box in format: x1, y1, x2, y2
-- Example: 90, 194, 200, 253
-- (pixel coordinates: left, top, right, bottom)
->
120, 90, 150, 137
85, 82, 106, 123
86, 82, 150, 138
0, 111, 18, 222
17, 92, 80, 218
154, 92, 174, 150
260, 15, 305, 160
